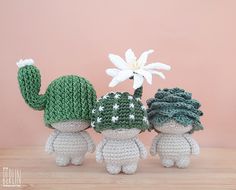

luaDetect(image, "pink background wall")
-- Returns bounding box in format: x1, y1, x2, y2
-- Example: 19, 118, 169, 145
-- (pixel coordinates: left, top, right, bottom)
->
0, 0, 235, 148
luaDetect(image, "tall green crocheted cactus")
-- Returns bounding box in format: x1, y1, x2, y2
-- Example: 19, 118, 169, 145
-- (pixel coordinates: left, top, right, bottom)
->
91, 87, 149, 133
17, 61, 97, 127
146, 88, 203, 133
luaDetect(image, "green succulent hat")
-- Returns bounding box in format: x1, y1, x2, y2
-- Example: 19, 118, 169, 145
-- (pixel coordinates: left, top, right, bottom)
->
17, 59, 97, 128
91, 87, 149, 133
146, 88, 203, 133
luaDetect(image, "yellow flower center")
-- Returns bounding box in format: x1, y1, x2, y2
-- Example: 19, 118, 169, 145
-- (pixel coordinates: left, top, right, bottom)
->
128, 61, 140, 71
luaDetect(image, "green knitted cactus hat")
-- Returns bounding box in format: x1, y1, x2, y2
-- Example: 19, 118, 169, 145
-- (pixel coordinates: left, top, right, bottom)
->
91, 48, 171, 133
146, 88, 203, 133
17, 59, 96, 128
91, 87, 149, 133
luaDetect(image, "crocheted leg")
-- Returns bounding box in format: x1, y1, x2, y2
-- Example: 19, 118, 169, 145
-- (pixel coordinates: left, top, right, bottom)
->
71, 155, 84, 165
106, 163, 121, 175
160, 157, 174, 168
122, 162, 138, 174
55, 155, 70, 166
176, 156, 190, 168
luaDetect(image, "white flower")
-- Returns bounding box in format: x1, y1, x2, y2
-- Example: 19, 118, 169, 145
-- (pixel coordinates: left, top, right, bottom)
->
113, 103, 119, 110
106, 49, 171, 89
91, 121, 95, 128
98, 106, 104, 111
92, 109, 96, 114
128, 96, 133, 100
97, 117, 102, 123
129, 114, 135, 120
129, 103, 134, 108
114, 94, 121, 99
112, 116, 119, 123
16, 59, 34, 68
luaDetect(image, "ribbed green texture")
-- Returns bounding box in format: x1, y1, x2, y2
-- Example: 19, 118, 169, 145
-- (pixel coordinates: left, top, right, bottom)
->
133, 86, 143, 99
18, 65, 97, 127
18, 65, 46, 110
92, 92, 149, 133
146, 88, 203, 133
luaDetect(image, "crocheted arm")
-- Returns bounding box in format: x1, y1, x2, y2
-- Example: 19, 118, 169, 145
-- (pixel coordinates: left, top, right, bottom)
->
45, 130, 59, 154
80, 131, 96, 153
150, 134, 161, 156
134, 138, 147, 159
184, 134, 200, 155
96, 139, 107, 163
17, 60, 46, 110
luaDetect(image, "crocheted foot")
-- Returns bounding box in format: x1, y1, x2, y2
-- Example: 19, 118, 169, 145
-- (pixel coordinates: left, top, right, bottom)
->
161, 158, 174, 168
71, 156, 84, 165
122, 163, 138, 174
56, 156, 70, 166
176, 156, 190, 168
106, 163, 121, 175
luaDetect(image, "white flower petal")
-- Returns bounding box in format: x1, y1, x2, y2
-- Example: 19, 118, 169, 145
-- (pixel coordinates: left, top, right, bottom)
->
108, 54, 128, 70
108, 70, 133, 87
137, 49, 154, 67
125, 49, 137, 63
144, 62, 171, 70
16, 58, 34, 68
106, 68, 120, 77
136, 69, 152, 84
109, 78, 120, 87
133, 74, 144, 89
150, 70, 166, 79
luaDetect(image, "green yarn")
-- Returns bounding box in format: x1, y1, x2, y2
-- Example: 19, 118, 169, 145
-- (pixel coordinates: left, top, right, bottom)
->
91, 91, 149, 133
18, 65, 97, 127
133, 86, 143, 99
146, 88, 203, 133
18, 65, 46, 110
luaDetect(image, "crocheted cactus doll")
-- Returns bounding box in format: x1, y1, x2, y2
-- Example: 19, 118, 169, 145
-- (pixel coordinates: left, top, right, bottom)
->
17, 59, 96, 166
92, 49, 171, 174
147, 88, 203, 168
92, 88, 149, 174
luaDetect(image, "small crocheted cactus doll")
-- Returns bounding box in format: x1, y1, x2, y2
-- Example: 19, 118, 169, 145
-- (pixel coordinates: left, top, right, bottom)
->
92, 49, 171, 174
17, 59, 96, 166
147, 88, 203, 168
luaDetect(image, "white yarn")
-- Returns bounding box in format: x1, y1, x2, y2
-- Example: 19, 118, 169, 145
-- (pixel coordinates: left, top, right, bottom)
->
45, 121, 95, 166
16, 59, 34, 68
150, 120, 200, 168
96, 128, 147, 175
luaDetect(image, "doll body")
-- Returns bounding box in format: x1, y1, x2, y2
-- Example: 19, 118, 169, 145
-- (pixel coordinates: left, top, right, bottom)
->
17, 61, 97, 166
45, 121, 95, 166
150, 120, 200, 168
96, 128, 147, 174
91, 91, 149, 175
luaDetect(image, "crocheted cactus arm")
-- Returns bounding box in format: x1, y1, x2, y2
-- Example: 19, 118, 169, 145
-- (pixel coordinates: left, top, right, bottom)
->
133, 86, 143, 99
17, 65, 46, 110
147, 88, 203, 133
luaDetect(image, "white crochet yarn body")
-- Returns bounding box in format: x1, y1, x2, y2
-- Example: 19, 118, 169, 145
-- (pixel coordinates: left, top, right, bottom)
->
45, 121, 95, 166
150, 120, 200, 168
96, 128, 147, 175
